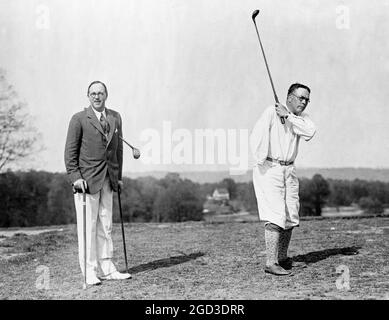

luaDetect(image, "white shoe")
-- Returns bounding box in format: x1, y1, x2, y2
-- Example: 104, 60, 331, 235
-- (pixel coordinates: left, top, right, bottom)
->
86, 274, 102, 285
99, 271, 132, 280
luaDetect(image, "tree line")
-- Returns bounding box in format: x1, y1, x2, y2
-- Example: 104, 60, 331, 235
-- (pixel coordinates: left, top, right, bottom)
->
1, 70, 387, 227
0, 171, 388, 228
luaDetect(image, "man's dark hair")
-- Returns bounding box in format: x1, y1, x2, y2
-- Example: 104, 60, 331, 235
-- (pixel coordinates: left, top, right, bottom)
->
87, 81, 108, 97
287, 83, 311, 97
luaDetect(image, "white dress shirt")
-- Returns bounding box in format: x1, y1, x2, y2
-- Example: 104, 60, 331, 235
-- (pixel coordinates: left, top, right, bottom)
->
91, 107, 107, 121
250, 104, 316, 165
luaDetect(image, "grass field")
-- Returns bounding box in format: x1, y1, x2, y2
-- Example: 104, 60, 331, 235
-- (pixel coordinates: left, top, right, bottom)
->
0, 216, 389, 300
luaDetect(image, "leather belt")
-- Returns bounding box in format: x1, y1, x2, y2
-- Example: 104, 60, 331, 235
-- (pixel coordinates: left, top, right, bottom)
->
266, 157, 294, 166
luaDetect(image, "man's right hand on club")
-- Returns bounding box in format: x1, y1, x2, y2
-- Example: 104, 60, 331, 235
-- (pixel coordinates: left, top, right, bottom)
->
73, 179, 88, 193
275, 103, 290, 118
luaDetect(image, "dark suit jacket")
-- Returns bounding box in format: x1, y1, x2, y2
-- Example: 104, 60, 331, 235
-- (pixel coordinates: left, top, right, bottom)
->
64, 106, 123, 194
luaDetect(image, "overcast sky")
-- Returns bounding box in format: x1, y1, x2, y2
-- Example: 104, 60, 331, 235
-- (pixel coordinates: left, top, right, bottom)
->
1, 0, 388, 174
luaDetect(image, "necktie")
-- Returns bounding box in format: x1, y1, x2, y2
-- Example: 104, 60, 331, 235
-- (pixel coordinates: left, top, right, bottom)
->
100, 114, 109, 135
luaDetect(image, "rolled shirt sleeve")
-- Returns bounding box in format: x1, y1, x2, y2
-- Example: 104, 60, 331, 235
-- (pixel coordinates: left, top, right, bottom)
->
287, 112, 316, 141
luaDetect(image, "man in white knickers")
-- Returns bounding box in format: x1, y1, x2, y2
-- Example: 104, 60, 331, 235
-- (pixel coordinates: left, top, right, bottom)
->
250, 83, 316, 276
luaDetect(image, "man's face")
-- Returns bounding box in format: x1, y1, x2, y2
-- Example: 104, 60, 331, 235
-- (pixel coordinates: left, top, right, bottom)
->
287, 87, 310, 115
88, 83, 107, 111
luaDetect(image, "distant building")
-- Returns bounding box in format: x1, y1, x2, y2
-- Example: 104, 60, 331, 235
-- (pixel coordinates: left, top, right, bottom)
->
203, 188, 232, 216
212, 188, 230, 201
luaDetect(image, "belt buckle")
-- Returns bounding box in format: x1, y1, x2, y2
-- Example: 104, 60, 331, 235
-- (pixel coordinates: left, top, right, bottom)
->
280, 160, 287, 166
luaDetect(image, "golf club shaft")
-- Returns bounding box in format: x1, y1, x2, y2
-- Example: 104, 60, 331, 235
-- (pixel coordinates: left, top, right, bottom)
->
252, 16, 285, 124
118, 188, 129, 273
83, 192, 87, 289
119, 136, 135, 150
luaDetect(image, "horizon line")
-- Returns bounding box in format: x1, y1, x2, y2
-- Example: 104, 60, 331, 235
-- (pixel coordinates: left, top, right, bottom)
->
9, 166, 389, 174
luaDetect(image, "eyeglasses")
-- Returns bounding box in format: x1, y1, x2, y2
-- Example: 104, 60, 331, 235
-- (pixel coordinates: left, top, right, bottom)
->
89, 92, 105, 98
291, 93, 310, 103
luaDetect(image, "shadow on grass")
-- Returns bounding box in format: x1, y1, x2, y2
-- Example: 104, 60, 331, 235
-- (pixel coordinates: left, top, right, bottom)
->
126, 251, 205, 274
292, 246, 361, 265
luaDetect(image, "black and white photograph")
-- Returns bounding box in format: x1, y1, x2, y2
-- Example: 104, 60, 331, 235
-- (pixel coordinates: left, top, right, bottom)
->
0, 0, 389, 304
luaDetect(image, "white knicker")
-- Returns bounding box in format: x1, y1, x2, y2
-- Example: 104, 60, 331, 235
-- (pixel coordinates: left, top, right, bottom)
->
74, 176, 117, 277
252, 160, 300, 229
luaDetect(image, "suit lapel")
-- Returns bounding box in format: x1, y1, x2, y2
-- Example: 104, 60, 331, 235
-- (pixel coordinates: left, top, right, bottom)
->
86, 106, 105, 136
106, 109, 116, 147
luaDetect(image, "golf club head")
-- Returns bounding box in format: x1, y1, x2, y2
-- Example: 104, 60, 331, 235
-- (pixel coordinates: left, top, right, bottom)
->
83, 283, 87, 290
133, 149, 141, 159
252, 9, 260, 21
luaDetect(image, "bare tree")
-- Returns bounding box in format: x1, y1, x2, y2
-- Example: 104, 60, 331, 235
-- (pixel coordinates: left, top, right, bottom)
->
0, 69, 39, 172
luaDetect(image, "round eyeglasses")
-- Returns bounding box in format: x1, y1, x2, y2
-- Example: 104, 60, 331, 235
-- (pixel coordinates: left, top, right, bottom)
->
291, 93, 310, 103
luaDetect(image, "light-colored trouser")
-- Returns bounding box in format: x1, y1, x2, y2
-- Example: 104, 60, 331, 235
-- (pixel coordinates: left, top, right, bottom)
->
253, 160, 300, 230
74, 176, 117, 277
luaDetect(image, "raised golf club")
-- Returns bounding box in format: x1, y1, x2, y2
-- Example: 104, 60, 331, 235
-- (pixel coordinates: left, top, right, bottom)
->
119, 136, 141, 159
252, 9, 285, 124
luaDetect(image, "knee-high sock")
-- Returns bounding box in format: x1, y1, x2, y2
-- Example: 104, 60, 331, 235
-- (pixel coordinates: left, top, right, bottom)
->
278, 228, 292, 261
265, 228, 281, 266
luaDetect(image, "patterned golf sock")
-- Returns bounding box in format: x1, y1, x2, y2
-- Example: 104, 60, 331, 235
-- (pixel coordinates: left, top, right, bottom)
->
264, 224, 281, 266
278, 228, 292, 261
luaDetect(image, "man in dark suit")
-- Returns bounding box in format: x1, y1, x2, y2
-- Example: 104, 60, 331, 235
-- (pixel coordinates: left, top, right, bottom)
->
65, 81, 131, 285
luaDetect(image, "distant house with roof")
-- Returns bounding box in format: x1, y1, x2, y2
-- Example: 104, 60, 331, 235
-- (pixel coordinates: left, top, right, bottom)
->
203, 188, 233, 217
212, 188, 230, 201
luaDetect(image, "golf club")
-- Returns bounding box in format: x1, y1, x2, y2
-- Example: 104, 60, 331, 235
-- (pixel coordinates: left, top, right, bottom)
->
119, 136, 141, 159
82, 191, 87, 289
117, 186, 129, 273
252, 9, 285, 124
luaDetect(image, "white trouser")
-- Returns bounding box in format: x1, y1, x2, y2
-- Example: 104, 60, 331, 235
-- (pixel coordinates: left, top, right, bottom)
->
74, 176, 117, 278
253, 161, 300, 229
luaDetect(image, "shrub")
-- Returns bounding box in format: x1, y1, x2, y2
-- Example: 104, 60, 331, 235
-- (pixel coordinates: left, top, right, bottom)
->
358, 196, 384, 214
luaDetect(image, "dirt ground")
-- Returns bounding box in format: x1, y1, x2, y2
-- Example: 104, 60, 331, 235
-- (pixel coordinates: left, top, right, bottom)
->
0, 216, 388, 300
